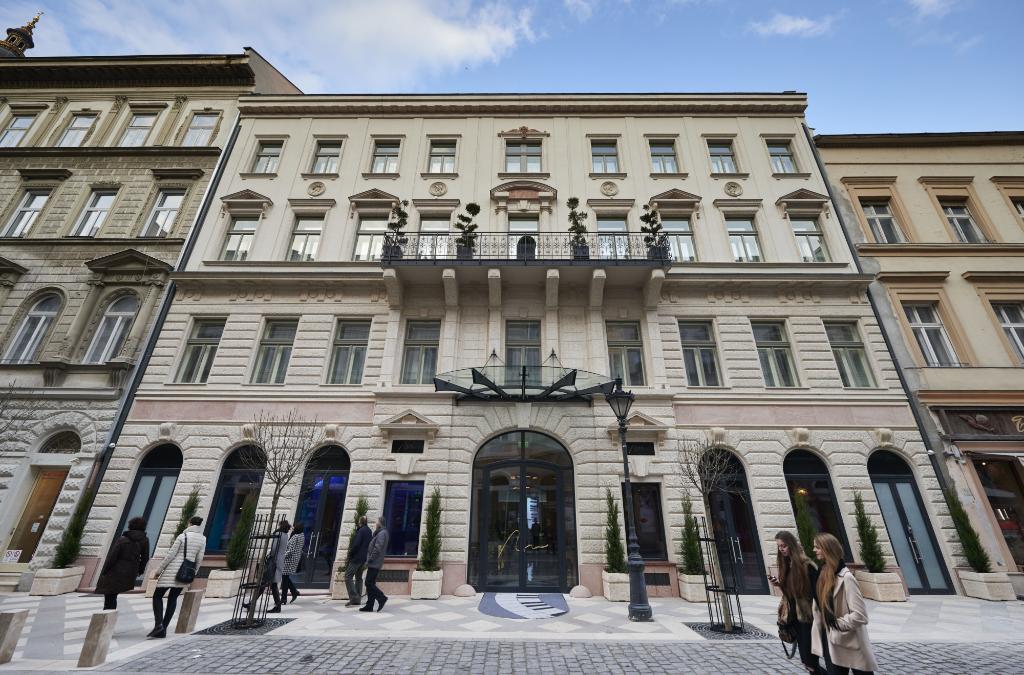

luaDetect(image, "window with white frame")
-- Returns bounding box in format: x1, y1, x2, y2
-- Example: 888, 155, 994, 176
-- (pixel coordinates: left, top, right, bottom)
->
141, 189, 185, 238
1, 190, 49, 237
767, 141, 797, 173
727, 218, 762, 262
824, 321, 875, 388
400, 320, 440, 384
118, 113, 156, 147
791, 218, 830, 262
504, 139, 542, 173
860, 200, 905, 244
220, 217, 257, 261
752, 321, 798, 387
707, 140, 738, 173
0, 114, 35, 148
663, 216, 695, 262
57, 113, 96, 147
2, 294, 60, 363
251, 319, 298, 384
287, 216, 323, 261
597, 216, 629, 259
181, 113, 219, 146
353, 216, 387, 261
310, 141, 342, 174
70, 190, 117, 237
678, 321, 721, 386
176, 318, 225, 383
993, 303, 1024, 363
506, 320, 541, 385
591, 140, 619, 173
607, 321, 646, 386
649, 140, 678, 173
508, 214, 539, 258
427, 139, 456, 173
84, 295, 138, 363
370, 140, 400, 174
251, 140, 282, 174
903, 303, 959, 367
417, 216, 451, 259
940, 200, 986, 243
328, 320, 371, 384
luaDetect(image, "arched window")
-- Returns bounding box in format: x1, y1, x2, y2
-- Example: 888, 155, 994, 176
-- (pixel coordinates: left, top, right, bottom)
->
3, 294, 60, 363
115, 444, 183, 558
84, 295, 139, 363
707, 449, 769, 594
783, 449, 852, 560
293, 445, 351, 587
206, 446, 265, 553
40, 431, 81, 454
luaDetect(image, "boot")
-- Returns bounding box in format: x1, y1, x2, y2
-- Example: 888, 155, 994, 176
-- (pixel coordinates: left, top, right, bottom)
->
290, 590, 300, 603
268, 605, 281, 613
146, 625, 163, 638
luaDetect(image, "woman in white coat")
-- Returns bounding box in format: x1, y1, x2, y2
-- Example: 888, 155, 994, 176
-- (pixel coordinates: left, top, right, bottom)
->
149, 516, 206, 638
811, 533, 878, 675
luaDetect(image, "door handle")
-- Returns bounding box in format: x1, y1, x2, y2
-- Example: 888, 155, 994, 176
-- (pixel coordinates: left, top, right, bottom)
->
733, 537, 745, 564
908, 536, 922, 564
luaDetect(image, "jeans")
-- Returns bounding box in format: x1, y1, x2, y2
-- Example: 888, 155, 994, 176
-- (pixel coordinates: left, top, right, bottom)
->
364, 567, 386, 608
344, 561, 365, 603
152, 587, 183, 629
280, 574, 299, 599
103, 594, 117, 610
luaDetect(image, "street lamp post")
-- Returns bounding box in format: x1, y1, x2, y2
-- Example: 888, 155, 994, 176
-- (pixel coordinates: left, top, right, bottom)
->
605, 379, 653, 622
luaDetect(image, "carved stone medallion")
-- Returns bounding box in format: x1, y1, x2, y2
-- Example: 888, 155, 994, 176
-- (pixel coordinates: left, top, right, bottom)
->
429, 181, 448, 197
724, 181, 743, 197
600, 181, 619, 197
307, 181, 326, 197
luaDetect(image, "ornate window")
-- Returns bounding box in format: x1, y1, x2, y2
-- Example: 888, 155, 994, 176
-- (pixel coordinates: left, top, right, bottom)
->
3, 294, 61, 363
57, 113, 96, 147
1, 190, 49, 238
118, 113, 156, 147
84, 295, 139, 364
504, 139, 542, 173
383, 480, 424, 556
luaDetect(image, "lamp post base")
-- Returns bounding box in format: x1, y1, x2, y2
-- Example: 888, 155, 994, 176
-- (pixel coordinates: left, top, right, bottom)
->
626, 555, 653, 622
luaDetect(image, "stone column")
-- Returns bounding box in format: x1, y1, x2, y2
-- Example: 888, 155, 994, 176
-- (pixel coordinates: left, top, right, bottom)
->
77, 610, 117, 668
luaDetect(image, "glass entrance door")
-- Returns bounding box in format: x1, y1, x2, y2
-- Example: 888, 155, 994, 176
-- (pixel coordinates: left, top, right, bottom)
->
6, 469, 68, 563
709, 488, 769, 594
294, 471, 348, 587
973, 457, 1024, 571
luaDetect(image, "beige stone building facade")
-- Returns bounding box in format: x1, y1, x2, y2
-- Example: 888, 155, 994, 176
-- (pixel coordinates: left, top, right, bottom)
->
0, 35, 298, 590
84, 92, 962, 598
819, 132, 1024, 595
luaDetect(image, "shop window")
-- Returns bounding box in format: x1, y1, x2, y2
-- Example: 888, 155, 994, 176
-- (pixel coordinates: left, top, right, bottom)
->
972, 457, 1024, 572
383, 480, 424, 556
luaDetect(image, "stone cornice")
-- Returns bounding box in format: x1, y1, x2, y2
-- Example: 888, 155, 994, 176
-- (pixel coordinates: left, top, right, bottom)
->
0, 55, 258, 90
0, 147, 220, 158
816, 131, 1024, 148
857, 243, 1024, 256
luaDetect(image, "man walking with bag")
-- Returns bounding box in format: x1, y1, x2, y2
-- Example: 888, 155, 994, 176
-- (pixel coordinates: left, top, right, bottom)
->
149, 516, 206, 638
344, 516, 371, 607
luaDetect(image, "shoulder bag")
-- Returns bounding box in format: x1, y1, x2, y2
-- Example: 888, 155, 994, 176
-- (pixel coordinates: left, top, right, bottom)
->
777, 597, 799, 659
175, 533, 199, 584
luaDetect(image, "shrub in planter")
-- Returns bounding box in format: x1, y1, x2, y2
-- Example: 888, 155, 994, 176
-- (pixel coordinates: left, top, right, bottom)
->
639, 204, 670, 261
174, 486, 202, 538
454, 202, 481, 259
30, 488, 94, 595
853, 492, 906, 602
225, 493, 257, 572
602, 488, 629, 602
383, 199, 409, 260
412, 487, 443, 599
794, 491, 818, 561
946, 487, 1014, 600
566, 197, 590, 259
678, 493, 706, 602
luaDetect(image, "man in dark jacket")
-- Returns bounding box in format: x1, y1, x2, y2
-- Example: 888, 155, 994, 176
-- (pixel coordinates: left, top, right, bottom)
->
360, 516, 390, 612
344, 516, 371, 607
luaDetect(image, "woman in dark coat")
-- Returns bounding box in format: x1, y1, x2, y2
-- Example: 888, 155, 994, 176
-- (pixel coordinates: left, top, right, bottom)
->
96, 517, 150, 610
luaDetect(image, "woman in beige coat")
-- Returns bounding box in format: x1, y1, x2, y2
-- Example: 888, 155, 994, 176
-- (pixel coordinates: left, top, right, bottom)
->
811, 533, 877, 675
148, 516, 206, 638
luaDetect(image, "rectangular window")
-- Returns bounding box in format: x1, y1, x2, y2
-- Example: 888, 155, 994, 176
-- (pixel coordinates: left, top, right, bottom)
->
903, 303, 959, 367
417, 217, 451, 259
118, 113, 156, 147
860, 200, 905, 244
182, 113, 218, 147
220, 217, 257, 261
708, 140, 738, 173
621, 483, 667, 560
649, 140, 678, 173
626, 442, 656, 456
792, 218, 830, 262
400, 320, 440, 384
0, 114, 35, 148
287, 216, 323, 261
384, 480, 424, 556
591, 140, 619, 174
597, 216, 629, 260
508, 215, 539, 258
310, 141, 341, 174
504, 139, 542, 173
607, 321, 645, 386
427, 139, 456, 173
370, 140, 400, 174
57, 113, 96, 147
752, 321, 798, 387
353, 216, 387, 261
391, 440, 425, 454
727, 218, 762, 262
141, 189, 185, 238
328, 320, 371, 384
251, 141, 282, 174
1, 190, 49, 238
251, 319, 298, 384
70, 190, 116, 237
941, 200, 986, 243
663, 217, 695, 262
176, 319, 225, 384
506, 320, 541, 385
993, 303, 1024, 363
679, 321, 721, 386
825, 321, 875, 388
767, 141, 797, 173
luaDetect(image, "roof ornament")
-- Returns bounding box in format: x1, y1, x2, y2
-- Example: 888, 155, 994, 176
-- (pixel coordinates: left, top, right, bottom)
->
0, 11, 42, 58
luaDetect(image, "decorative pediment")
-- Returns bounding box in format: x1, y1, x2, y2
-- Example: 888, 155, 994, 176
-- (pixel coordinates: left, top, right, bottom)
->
776, 189, 830, 213
151, 168, 204, 181
0, 255, 28, 275
349, 189, 401, 210
220, 189, 273, 213
605, 411, 669, 445
498, 126, 549, 138
378, 410, 440, 440
85, 249, 173, 275
650, 189, 702, 215
491, 180, 557, 213
18, 168, 71, 182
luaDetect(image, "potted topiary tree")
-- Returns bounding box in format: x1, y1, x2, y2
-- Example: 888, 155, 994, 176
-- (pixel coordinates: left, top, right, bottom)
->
852, 492, 906, 602
454, 202, 481, 260
601, 488, 629, 602
332, 494, 369, 600
946, 486, 1015, 601
30, 489, 93, 596
794, 490, 818, 561
677, 493, 706, 602
206, 492, 256, 598
566, 197, 589, 260
639, 204, 669, 261
383, 199, 409, 260
411, 487, 443, 599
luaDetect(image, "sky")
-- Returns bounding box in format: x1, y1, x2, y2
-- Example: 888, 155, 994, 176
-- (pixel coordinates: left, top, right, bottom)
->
1, 0, 1020, 134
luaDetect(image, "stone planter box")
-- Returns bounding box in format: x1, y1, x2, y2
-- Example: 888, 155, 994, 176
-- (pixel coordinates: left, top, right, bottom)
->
854, 570, 906, 602
204, 569, 243, 599
959, 570, 1017, 601
601, 570, 629, 602
677, 572, 707, 603
411, 570, 443, 600
29, 566, 84, 596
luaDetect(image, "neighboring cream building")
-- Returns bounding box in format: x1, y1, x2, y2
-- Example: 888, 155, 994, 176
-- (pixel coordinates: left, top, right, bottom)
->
0, 20, 298, 590
84, 92, 961, 599
818, 131, 1024, 594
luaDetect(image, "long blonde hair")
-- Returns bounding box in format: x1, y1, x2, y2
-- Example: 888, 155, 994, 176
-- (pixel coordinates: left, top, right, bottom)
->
814, 533, 845, 629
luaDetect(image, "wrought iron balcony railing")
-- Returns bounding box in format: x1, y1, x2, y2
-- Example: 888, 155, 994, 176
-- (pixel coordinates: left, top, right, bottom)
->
379, 233, 672, 266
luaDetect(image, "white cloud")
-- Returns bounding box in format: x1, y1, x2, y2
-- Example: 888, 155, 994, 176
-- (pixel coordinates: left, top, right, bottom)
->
908, 0, 957, 18
564, 0, 595, 20
748, 13, 835, 37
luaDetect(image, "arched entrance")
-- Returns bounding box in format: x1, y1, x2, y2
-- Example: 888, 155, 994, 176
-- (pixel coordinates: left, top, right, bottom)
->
469, 431, 577, 592
784, 449, 852, 560
293, 446, 350, 588
868, 450, 951, 593
115, 444, 183, 558
206, 446, 264, 553
708, 450, 768, 594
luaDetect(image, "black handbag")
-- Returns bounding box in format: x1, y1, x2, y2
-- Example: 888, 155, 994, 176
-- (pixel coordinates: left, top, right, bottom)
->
777, 599, 799, 659
175, 533, 199, 584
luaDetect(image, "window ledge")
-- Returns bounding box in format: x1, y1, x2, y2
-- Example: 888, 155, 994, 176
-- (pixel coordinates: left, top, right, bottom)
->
650, 172, 689, 179
301, 172, 339, 180
362, 172, 400, 179
420, 172, 459, 179
710, 172, 749, 179
589, 172, 627, 179
772, 172, 812, 179
238, 172, 277, 179
498, 172, 550, 180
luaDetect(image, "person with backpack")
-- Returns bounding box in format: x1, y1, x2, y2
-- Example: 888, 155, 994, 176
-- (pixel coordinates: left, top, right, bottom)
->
96, 517, 150, 610
148, 516, 206, 638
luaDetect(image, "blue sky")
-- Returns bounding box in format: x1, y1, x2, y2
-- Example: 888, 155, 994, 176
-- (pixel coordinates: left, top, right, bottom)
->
2, 0, 1020, 134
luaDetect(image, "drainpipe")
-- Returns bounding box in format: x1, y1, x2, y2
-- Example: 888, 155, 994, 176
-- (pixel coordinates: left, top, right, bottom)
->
802, 123, 951, 494
84, 113, 242, 497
